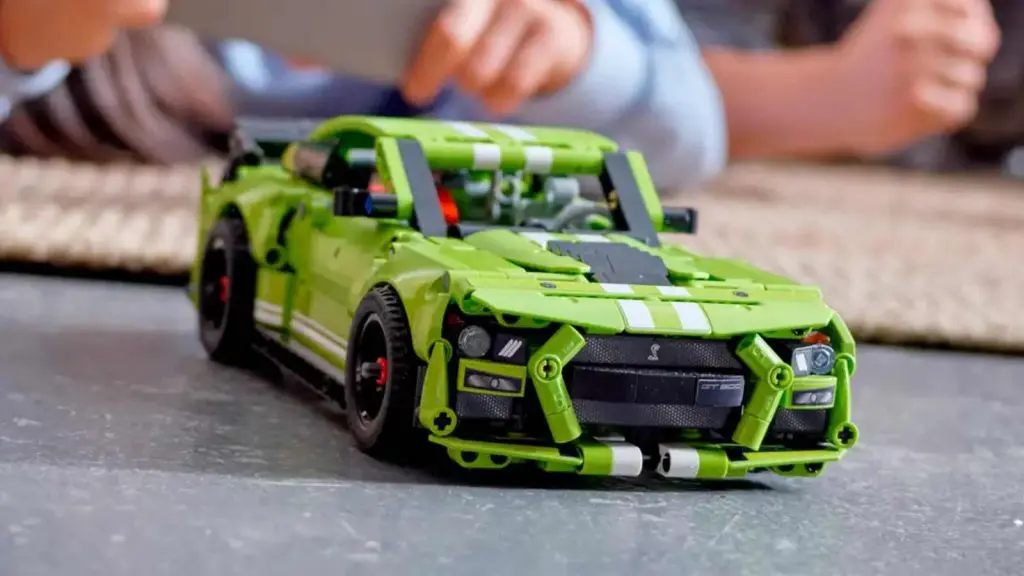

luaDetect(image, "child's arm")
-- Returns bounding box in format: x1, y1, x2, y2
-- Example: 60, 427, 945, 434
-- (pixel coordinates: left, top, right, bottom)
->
0, 0, 168, 124
702, 0, 1000, 162
512, 0, 727, 192
513, 0, 997, 189
700, 46, 855, 160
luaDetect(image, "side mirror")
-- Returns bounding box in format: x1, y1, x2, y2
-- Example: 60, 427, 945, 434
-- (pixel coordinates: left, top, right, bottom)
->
662, 207, 698, 234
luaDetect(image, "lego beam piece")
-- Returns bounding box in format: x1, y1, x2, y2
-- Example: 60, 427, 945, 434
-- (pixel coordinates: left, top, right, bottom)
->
394, 139, 449, 237
655, 444, 701, 478
599, 152, 661, 247
595, 437, 645, 477
165, 0, 446, 84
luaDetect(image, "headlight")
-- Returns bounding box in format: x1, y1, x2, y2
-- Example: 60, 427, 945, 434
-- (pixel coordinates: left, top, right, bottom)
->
791, 344, 836, 376
791, 387, 835, 407
457, 325, 492, 358
464, 371, 523, 394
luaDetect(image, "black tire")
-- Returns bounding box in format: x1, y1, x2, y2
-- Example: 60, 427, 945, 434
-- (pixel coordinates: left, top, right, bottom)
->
197, 214, 257, 365
344, 286, 419, 458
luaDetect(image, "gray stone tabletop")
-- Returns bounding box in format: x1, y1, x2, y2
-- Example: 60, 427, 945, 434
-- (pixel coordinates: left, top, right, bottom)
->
0, 273, 1022, 576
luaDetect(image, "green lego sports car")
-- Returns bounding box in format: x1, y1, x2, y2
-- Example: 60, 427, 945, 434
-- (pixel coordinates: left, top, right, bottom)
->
188, 115, 858, 480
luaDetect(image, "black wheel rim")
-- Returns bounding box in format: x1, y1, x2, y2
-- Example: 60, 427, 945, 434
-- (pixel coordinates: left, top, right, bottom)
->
352, 313, 389, 424
199, 239, 230, 330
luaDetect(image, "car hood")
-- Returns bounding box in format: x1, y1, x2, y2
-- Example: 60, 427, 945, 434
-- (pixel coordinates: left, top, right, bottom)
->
440, 229, 837, 337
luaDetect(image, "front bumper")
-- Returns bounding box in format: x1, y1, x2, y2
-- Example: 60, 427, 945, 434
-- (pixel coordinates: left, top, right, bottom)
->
416, 324, 858, 478
428, 434, 845, 479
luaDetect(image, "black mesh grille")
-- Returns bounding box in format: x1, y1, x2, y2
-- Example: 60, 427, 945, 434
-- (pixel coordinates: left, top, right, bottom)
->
455, 392, 515, 420
572, 335, 743, 371
555, 335, 747, 429
771, 408, 828, 434
572, 400, 732, 428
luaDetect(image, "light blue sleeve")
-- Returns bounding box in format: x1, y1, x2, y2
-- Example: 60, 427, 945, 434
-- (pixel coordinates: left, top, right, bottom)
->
0, 57, 71, 122
514, 0, 727, 192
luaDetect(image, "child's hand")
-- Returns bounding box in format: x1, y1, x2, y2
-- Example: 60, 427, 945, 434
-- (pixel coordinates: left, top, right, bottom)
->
0, 0, 166, 69
401, 0, 592, 116
834, 0, 1000, 155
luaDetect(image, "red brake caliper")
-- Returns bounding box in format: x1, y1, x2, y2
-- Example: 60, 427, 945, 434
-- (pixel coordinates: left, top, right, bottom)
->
375, 357, 388, 387
218, 276, 230, 303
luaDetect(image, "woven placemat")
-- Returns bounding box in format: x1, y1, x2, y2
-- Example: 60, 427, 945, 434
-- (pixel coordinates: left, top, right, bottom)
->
1, 155, 1021, 353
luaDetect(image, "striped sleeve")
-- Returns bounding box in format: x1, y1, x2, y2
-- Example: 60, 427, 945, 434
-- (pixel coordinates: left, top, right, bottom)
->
0, 57, 70, 123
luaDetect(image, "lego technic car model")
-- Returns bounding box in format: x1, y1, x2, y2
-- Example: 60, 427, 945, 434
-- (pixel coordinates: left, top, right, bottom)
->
188, 115, 859, 480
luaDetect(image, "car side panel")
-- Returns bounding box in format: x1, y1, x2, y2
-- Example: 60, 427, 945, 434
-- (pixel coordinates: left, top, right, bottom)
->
362, 243, 457, 362
281, 196, 401, 372
253, 268, 290, 329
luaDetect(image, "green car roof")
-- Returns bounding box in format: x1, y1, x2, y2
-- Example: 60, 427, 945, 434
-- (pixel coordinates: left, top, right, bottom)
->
306, 116, 619, 176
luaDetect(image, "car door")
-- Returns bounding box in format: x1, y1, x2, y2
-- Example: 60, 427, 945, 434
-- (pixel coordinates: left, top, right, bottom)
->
282, 132, 406, 371
281, 191, 349, 368
285, 194, 398, 374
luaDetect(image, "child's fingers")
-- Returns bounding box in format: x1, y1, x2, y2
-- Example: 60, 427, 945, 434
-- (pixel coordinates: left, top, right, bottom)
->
456, 3, 534, 93
924, 52, 987, 92
402, 0, 496, 105
910, 79, 979, 130
114, 0, 168, 28
479, 30, 553, 115
897, 1, 1000, 62
0, 0, 112, 67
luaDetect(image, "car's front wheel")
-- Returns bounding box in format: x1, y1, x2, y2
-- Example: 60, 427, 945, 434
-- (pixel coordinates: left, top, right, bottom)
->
344, 286, 419, 459
197, 214, 256, 365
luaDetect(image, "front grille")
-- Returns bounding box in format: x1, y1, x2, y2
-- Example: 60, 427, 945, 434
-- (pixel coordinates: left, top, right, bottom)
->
770, 408, 829, 435
569, 366, 745, 406
572, 335, 744, 371
444, 328, 833, 444
560, 335, 746, 429
572, 400, 731, 428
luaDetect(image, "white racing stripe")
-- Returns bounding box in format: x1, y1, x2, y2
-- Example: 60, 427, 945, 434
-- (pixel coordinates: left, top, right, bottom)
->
255, 309, 283, 326
600, 283, 633, 294
519, 231, 556, 248
595, 436, 644, 477
490, 123, 536, 141
657, 286, 691, 297
291, 313, 348, 359
472, 144, 502, 170
286, 338, 348, 385
574, 234, 610, 243
292, 313, 346, 346
670, 302, 712, 334
446, 121, 490, 139
254, 300, 283, 326
617, 299, 655, 329
524, 146, 554, 173
255, 299, 283, 312
291, 321, 347, 360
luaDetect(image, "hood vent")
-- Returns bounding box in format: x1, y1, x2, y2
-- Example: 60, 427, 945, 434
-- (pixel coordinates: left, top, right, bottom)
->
546, 241, 673, 286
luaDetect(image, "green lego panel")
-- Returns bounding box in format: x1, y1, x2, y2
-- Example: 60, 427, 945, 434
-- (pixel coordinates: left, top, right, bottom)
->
190, 115, 858, 481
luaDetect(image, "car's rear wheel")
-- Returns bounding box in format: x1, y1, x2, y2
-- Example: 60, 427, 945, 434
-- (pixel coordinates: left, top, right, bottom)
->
198, 214, 256, 365
344, 286, 418, 458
